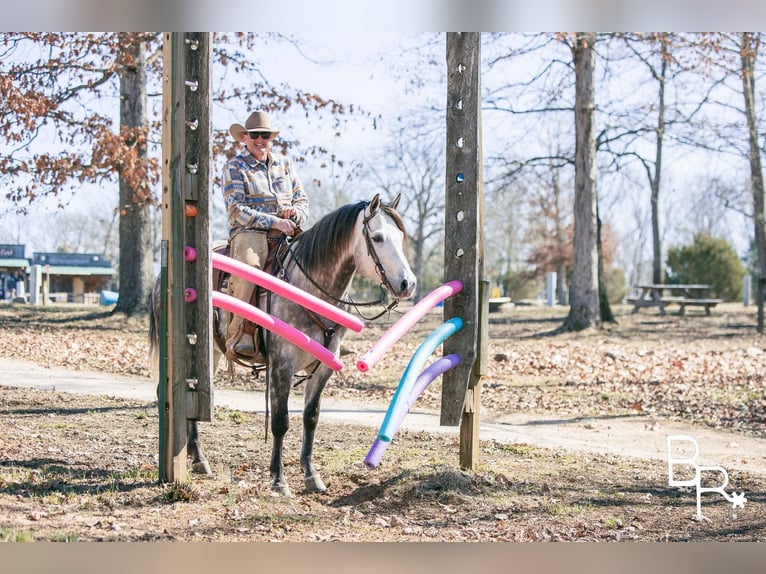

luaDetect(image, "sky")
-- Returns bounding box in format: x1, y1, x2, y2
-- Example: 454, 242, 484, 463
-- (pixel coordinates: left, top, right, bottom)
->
0, 30, 759, 269
2, 0, 766, 32
0, 32, 427, 253
3, 5, 766, 273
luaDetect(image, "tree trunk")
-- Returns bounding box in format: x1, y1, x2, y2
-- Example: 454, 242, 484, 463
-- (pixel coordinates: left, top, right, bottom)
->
740, 32, 766, 333
564, 33, 601, 331
114, 35, 154, 316
597, 208, 615, 323
552, 167, 568, 305
651, 35, 668, 285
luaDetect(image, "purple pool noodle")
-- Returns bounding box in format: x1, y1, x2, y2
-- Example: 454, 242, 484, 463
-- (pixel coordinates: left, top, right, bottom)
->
384, 354, 462, 442
378, 318, 463, 442
364, 438, 391, 469
364, 354, 461, 469
407, 355, 461, 411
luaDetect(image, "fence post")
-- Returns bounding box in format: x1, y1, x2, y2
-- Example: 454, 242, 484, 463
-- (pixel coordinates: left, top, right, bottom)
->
159, 32, 214, 483
443, 32, 484, 469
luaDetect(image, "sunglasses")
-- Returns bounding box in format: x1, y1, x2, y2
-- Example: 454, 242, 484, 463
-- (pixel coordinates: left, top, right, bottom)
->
248, 131, 272, 140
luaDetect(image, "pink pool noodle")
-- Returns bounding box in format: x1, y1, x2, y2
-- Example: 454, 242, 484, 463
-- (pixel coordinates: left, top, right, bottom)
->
212, 252, 364, 333
211, 291, 343, 371
356, 280, 463, 372
364, 354, 461, 469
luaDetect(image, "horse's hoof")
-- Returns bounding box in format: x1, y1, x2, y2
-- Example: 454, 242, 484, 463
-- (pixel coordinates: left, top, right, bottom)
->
304, 474, 327, 493
271, 480, 292, 497
192, 460, 212, 475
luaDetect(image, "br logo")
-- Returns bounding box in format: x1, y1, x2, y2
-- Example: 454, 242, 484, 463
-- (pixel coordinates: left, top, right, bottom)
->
667, 435, 746, 521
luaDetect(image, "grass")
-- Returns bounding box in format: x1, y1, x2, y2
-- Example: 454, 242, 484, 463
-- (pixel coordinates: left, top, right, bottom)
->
162, 481, 200, 503
548, 502, 589, 516
216, 409, 247, 425
0, 527, 35, 542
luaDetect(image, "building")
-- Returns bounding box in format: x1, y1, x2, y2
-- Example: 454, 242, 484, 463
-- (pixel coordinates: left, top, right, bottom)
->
0, 244, 29, 302
31, 252, 116, 304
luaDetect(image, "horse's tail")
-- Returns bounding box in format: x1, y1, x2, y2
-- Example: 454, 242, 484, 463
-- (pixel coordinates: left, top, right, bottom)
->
148, 276, 160, 381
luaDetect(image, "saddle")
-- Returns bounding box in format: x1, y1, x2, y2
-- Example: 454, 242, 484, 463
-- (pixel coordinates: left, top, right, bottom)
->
213, 230, 296, 366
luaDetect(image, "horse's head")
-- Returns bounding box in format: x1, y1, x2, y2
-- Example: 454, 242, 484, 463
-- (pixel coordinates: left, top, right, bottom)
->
357, 193, 417, 300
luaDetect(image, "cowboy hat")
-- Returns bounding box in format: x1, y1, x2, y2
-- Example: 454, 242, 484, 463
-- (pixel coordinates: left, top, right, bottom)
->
229, 111, 280, 141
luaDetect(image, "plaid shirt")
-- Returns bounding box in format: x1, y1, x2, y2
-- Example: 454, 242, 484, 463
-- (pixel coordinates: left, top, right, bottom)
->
222, 149, 308, 238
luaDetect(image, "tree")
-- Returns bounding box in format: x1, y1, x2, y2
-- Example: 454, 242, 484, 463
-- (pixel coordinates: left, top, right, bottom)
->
688, 32, 766, 330
1, 32, 158, 315
367, 120, 445, 296
524, 157, 573, 304
666, 233, 746, 300
114, 34, 154, 315
739, 33, 766, 330
1, 32, 357, 315
563, 33, 601, 331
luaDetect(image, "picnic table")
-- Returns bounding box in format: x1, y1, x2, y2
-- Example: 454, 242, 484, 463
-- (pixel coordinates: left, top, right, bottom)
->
627, 284, 723, 316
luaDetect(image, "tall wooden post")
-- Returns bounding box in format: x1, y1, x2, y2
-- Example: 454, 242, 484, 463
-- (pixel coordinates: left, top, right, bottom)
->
442, 33, 485, 469
159, 32, 214, 483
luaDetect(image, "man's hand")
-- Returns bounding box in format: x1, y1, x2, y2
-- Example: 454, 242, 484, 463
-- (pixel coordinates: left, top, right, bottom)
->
277, 207, 297, 220
273, 217, 297, 236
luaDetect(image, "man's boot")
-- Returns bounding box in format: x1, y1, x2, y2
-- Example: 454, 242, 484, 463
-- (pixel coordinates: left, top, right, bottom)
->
234, 333, 257, 357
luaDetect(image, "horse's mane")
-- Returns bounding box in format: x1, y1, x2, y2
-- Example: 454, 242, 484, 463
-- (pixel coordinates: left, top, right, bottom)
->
291, 200, 407, 276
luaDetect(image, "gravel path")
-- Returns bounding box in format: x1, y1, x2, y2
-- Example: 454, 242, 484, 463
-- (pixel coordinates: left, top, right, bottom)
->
2, 357, 764, 476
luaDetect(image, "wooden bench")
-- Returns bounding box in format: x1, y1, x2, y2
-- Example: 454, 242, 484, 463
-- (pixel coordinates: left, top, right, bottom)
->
626, 295, 686, 314
677, 298, 723, 316
628, 284, 719, 316
488, 297, 512, 312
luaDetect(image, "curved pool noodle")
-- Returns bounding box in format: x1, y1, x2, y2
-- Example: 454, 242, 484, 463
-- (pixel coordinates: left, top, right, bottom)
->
212, 291, 343, 371
364, 354, 461, 469
377, 317, 463, 442
356, 280, 462, 372
212, 252, 364, 333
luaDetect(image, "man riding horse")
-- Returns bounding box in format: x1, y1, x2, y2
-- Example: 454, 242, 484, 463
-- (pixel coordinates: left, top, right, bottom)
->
223, 110, 309, 359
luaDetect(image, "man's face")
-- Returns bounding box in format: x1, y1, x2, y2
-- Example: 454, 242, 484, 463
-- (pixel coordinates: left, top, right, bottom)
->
245, 131, 274, 160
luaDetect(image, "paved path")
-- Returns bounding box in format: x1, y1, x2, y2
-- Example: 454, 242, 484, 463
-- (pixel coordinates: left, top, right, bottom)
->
1, 358, 765, 475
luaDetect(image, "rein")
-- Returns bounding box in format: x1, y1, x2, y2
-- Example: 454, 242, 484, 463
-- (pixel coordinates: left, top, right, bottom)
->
275, 205, 401, 320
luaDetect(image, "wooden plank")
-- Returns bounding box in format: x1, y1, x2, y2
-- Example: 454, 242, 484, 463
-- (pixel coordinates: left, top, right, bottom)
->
459, 280, 488, 469
442, 32, 482, 428
181, 32, 213, 423
159, 32, 213, 483
160, 32, 183, 482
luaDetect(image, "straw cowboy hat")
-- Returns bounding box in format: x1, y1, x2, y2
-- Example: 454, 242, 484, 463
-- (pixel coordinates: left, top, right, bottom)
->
229, 111, 280, 141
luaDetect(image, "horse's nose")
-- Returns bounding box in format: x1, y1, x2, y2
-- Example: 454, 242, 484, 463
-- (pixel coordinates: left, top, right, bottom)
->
401, 277, 417, 298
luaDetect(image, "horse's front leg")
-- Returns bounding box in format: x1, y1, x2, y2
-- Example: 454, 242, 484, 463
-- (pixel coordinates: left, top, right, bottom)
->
269, 361, 293, 497
300, 367, 332, 493
187, 420, 212, 475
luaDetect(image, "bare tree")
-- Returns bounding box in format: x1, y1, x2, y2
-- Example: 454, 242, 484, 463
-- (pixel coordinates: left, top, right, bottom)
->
739, 32, 766, 331
1, 32, 360, 315
114, 34, 154, 315
367, 124, 445, 296
564, 33, 601, 331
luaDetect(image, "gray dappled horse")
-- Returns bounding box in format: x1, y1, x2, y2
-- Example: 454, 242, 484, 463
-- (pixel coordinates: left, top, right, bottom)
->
150, 194, 416, 496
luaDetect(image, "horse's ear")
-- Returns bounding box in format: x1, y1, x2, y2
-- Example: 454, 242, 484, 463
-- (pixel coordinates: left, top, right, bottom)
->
369, 193, 381, 213
390, 193, 401, 211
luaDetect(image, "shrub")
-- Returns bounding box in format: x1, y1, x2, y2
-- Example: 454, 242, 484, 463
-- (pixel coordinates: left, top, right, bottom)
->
666, 233, 746, 301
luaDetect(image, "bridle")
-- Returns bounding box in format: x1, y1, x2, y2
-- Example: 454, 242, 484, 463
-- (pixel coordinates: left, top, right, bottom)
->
278, 200, 401, 320
361, 204, 402, 300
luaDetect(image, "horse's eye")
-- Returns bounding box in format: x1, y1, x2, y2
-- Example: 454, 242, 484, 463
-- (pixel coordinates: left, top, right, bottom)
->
371, 232, 384, 243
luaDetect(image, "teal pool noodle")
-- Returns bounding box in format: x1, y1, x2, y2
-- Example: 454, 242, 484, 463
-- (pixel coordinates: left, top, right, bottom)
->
377, 317, 463, 442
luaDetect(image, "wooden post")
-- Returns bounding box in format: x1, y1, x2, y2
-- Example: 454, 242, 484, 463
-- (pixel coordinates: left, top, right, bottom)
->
442, 33, 485, 469
159, 32, 214, 483
459, 280, 488, 469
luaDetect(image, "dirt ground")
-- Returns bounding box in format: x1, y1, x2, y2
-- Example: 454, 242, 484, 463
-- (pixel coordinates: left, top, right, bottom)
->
0, 302, 765, 541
